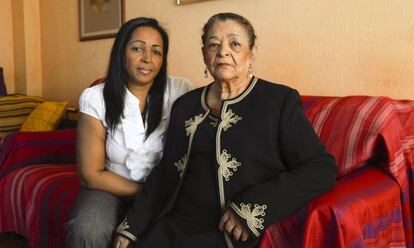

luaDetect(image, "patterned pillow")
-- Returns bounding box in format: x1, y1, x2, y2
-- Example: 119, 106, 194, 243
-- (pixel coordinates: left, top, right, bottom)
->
20, 101, 68, 132
302, 96, 403, 177
0, 94, 45, 137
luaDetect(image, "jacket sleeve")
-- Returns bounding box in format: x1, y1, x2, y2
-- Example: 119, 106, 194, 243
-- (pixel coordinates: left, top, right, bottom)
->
115, 103, 183, 242
229, 89, 338, 238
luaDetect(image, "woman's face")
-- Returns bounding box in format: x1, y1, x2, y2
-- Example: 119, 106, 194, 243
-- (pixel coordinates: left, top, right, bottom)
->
125, 26, 164, 87
203, 20, 255, 82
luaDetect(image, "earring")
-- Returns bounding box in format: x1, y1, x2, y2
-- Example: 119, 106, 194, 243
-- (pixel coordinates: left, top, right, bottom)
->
204, 67, 209, 78
248, 64, 253, 78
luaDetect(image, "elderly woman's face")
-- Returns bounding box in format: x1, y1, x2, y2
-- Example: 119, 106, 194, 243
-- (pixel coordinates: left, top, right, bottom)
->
203, 20, 255, 82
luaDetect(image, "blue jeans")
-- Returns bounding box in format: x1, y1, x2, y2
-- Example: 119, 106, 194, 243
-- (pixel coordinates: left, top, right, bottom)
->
65, 189, 131, 248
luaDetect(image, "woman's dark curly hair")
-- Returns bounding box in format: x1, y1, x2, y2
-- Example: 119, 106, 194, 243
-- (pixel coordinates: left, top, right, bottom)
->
201, 12, 256, 50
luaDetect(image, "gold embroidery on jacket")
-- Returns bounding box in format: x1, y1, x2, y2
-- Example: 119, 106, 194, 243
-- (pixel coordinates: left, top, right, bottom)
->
218, 149, 241, 181
230, 202, 267, 237
180, 111, 210, 179
208, 115, 219, 128
174, 154, 188, 177
116, 218, 137, 242
210, 120, 218, 128
213, 77, 258, 248
185, 114, 204, 136
221, 109, 242, 131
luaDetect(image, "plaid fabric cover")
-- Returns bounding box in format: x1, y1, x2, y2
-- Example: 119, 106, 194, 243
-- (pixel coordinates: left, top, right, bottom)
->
0, 96, 413, 248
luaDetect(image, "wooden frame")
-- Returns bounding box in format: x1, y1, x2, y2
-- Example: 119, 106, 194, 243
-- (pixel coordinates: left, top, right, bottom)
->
79, 0, 125, 41
177, 0, 212, 5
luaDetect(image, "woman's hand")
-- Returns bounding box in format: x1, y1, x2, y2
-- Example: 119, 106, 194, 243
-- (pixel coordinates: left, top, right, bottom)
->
113, 235, 132, 248
218, 208, 250, 241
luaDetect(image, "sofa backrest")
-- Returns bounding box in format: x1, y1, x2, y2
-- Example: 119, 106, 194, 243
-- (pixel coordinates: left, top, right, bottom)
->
90, 77, 106, 87
301, 95, 407, 179
393, 99, 414, 168
0, 128, 76, 179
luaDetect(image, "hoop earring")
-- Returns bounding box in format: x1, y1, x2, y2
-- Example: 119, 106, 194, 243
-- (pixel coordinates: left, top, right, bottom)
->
204, 67, 209, 78
248, 64, 253, 78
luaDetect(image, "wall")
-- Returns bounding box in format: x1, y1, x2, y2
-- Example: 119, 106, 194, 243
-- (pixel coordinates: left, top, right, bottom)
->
0, 0, 15, 93
11, 0, 26, 94
22, 0, 42, 96
40, 0, 113, 105
38, 0, 414, 107
8, 0, 43, 96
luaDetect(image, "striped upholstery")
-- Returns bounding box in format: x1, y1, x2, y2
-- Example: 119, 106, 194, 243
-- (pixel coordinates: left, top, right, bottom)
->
0, 164, 79, 248
302, 96, 405, 178
0, 94, 45, 137
0, 129, 77, 248
393, 99, 414, 243
0, 129, 76, 179
393, 99, 414, 174
0, 96, 413, 248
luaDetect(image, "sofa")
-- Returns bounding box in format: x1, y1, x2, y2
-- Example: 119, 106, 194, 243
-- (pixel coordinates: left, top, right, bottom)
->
0, 94, 413, 248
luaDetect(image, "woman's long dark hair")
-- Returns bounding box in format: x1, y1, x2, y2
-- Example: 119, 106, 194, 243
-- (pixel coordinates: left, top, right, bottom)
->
103, 17, 169, 139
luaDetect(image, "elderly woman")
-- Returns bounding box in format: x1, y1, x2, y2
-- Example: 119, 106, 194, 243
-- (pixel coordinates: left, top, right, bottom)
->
114, 13, 337, 248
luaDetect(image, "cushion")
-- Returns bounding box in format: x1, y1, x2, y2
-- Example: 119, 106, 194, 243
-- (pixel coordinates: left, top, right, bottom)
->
0, 94, 45, 137
20, 101, 68, 132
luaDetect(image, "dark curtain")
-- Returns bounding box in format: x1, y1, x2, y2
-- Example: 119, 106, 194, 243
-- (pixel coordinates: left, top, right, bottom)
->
0, 67, 7, 96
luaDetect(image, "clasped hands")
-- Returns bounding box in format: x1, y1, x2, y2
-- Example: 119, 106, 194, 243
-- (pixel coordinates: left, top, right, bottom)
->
113, 208, 249, 248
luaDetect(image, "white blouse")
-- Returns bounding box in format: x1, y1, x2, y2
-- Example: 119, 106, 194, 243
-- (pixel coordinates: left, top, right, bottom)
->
79, 76, 191, 182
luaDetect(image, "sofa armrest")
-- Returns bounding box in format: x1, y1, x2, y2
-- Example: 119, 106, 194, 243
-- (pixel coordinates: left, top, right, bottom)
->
304, 166, 406, 246
0, 128, 76, 179
259, 165, 406, 248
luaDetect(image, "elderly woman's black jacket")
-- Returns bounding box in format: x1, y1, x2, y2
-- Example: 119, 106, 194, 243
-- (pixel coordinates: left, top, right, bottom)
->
116, 77, 338, 248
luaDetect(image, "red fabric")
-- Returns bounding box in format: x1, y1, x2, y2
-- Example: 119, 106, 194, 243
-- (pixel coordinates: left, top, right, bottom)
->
0, 129, 76, 178
0, 129, 78, 248
0, 164, 80, 248
302, 96, 404, 178
393, 99, 414, 177
260, 166, 406, 248
393, 99, 414, 241
258, 95, 414, 248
